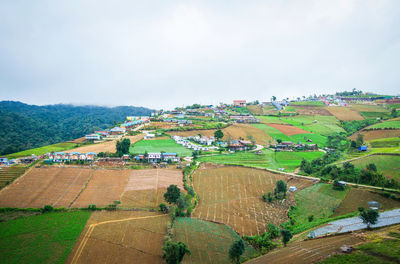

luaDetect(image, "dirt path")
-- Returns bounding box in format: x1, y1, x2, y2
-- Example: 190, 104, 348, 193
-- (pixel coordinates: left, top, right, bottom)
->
70, 214, 165, 264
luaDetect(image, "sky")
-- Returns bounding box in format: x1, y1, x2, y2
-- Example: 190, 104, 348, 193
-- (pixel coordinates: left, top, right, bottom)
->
0, 0, 399, 110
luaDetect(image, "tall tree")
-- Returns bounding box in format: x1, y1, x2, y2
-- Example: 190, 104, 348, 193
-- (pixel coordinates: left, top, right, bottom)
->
214, 129, 224, 141
281, 229, 293, 246
162, 241, 190, 264
164, 185, 181, 204
229, 239, 245, 264
359, 207, 379, 229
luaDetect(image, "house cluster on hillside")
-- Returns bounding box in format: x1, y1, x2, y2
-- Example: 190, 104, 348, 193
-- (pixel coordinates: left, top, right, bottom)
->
172, 136, 218, 152
270, 141, 318, 151
228, 140, 255, 151
229, 114, 260, 123
135, 152, 180, 163
45, 152, 97, 163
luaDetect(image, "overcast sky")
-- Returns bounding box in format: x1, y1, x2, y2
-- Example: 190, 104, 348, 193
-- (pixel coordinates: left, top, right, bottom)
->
0, 1, 399, 109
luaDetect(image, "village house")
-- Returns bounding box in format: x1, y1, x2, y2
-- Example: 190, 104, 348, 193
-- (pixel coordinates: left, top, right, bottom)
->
147, 153, 162, 163
0, 157, 8, 165
86, 152, 97, 161
230, 115, 260, 123
162, 153, 179, 162
95, 131, 110, 137
109, 127, 126, 135
233, 100, 246, 107
85, 133, 101, 141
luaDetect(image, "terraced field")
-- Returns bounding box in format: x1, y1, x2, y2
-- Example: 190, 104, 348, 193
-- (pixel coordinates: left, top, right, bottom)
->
0, 166, 27, 189
326, 106, 364, 121
192, 164, 313, 235
369, 120, 400, 129
130, 138, 193, 156
173, 218, 257, 263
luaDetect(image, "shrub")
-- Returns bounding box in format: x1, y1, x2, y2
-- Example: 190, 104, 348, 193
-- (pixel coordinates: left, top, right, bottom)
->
87, 205, 97, 211
42, 205, 54, 213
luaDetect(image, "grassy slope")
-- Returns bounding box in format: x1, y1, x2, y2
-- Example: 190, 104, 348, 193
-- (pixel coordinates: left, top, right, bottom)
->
5, 142, 78, 159
0, 211, 91, 264
370, 120, 400, 129
174, 218, 257, 264
198, 149, 324, 172
129, 138, 192, 156
351, 155, 400, 181
292, 183, 349, 226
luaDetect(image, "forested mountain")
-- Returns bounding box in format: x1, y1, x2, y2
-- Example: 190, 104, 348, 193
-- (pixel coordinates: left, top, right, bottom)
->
0, 101, 153, 155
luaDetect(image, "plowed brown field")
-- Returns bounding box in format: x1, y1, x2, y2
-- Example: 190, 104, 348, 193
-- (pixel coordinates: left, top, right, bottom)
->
120, 169, 183, 208
326, 107, 364, 121
0, 167, 92, 208
66, 134, 143, 153
349, 129, 400, 141
168, 124, 271, 145
67, 211, 168, 264
266, 123, 310, 136
71, 169, 130, 208
192, 164, 313, 236
248, 233, 364, 264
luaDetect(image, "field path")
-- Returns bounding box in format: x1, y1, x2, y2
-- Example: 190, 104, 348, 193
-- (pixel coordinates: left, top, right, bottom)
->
70, 214, 165, 264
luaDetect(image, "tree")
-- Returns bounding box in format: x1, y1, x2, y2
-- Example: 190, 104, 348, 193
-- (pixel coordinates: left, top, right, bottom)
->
274, 180, 287, 199
214, 129, 224, 141
271, 96, 277, 102
159, 203, 168, 213
392, 108, 398, 118
164, 185, 181, 204
366, 163, 377, 172
42, 205, 54, 213
359, 207, 379, 229
116, 138, 130, 155
162, 241, 190, 264
355, 134, 364, 148
281, 229, 293, 246
229, 239, 245, 264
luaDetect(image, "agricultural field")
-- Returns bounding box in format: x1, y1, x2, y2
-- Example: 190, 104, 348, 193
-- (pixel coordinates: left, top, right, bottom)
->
0, 166, 27, 189
5, 142, 78, 159
290, 101, 326, 106
349, 103, 389, 113
0, 167, 93, 208
168, 123, 272, 145
326, 106, 364, 121
66, 211, 169, 264
370, 137, 400, 148
66, 134, 143, 154
120, 169, 183, 209
249, 232, 364, 264
292, 106, 333, 116
333, 188, 400, 217
173, 218, 257, 264
192, 164, 313, 235
350, 154, 400, 181
198, 149, 324, 172
130, 138, 192, 156
71, 169, 130, 208
0, 211, 91, 264
292, 183, 350, 227
350, 129, 400, 141
369, 120, 400, 129
265, 123, 310, 136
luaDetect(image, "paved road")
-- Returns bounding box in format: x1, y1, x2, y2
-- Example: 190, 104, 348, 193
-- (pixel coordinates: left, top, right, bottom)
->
307, 209, 400, 238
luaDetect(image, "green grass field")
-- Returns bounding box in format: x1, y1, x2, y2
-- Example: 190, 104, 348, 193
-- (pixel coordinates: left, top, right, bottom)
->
290, 101, 326, 106
0, 211, 91, 264
198, 149, 324, 172
370, 120, 400, 129
5, 142, 78, 159
130, 138, 192, 156
351, 155, 400, 181
370, 137, 400, 148
292, 183, 349, 227
360, 111, 392, 120
252, 124, 293, 142
173, 218, 257, 264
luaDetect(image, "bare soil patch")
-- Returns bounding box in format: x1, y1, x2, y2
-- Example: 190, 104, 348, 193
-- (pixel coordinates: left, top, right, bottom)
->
120, 169, 184, 208
266, 123, 310, 136
66, 134, 143, 153
248, 233, 364, 264
326, 107, 364, 121
72, 169, 130, 208
192, 164, 313, 236
0, 167, 92, 208
66, 211, 169, 264
350, 129, 400, 141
